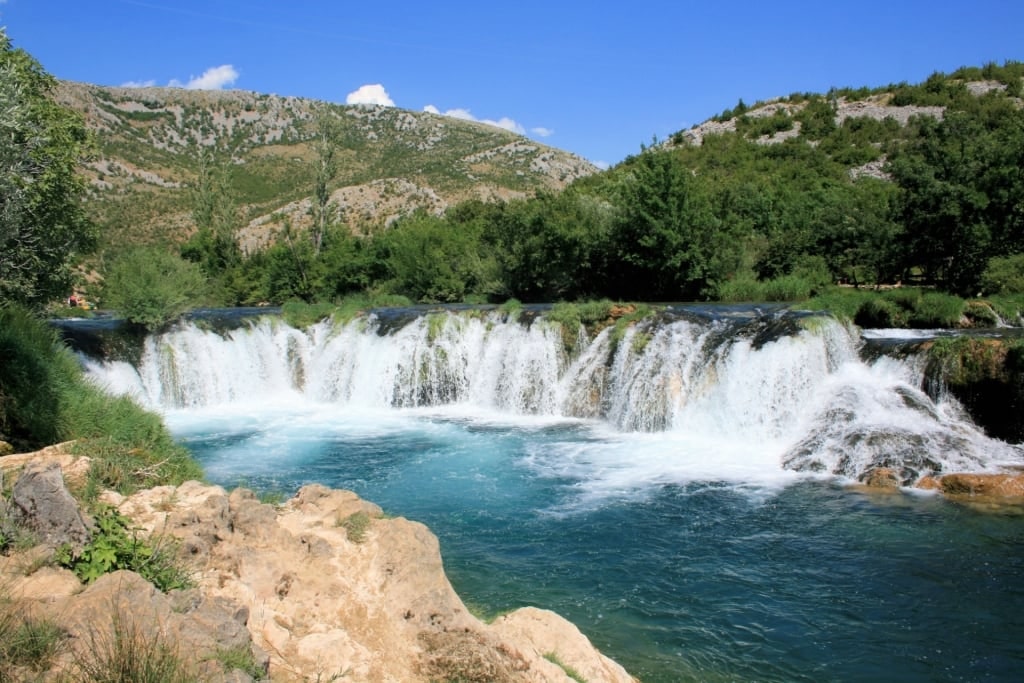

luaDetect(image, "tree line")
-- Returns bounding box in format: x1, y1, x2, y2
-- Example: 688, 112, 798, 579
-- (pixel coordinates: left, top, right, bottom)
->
2, 27, 1023, 329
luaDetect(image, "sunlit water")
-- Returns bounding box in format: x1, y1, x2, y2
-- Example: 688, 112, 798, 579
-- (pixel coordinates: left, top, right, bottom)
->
75, 310, 1024, 682
168, 403, 1024, 683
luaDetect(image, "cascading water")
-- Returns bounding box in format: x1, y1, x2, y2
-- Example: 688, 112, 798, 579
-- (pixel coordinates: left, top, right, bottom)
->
82, 307, 1022, 484
72, 307, 1024, 682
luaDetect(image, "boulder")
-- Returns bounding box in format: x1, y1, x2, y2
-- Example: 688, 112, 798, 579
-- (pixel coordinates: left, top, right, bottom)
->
9, 461, 91, 550
860, 467, 902, 489
917, 473, 1024, 500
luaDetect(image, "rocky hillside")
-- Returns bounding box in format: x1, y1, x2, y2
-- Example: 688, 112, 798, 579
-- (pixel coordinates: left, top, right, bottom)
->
54, 82, 597, 253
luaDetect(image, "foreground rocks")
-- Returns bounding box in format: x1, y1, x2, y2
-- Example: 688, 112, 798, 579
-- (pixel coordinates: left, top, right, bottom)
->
0, 455, 635, 682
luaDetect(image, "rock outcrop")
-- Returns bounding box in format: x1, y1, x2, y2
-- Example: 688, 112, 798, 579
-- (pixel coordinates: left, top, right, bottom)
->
0, 454, 635, 682
110, 481, 635, 682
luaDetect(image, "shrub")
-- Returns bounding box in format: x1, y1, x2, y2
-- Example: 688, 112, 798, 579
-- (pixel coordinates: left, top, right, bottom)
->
101, 247, 207, 330
762, 275, 814, 302
715, 275, 763, 303
980, 253, 1024, 295
854, 297, 906, 328
908, 292, 965, 328
56, 506, 192, 591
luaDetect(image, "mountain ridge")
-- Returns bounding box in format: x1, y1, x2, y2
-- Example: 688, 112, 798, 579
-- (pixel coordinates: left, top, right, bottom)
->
55, 81, 598, 252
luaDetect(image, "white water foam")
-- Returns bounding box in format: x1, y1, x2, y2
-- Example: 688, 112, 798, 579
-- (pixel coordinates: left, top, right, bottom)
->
81, 311, 1023, 492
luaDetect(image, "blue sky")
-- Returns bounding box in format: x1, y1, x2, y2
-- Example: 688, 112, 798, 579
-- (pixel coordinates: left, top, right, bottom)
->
3, 0, 1023, 168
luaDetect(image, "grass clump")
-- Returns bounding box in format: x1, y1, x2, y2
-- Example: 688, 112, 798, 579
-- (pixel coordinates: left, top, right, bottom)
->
71, 608, 195, 683
543, 300, 616, 354
543, 652, 587, 683
499, 298, 523, 321
0, 594, 67, 678
281, 299, 335, 329
339, 511, 371, 543
209, 645, 265, 680
333, 292, 413, 324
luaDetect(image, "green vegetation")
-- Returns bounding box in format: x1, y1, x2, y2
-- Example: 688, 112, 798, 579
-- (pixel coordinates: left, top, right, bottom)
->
100, 247, 206, 330
0, 30, 95, 308
0, 594, 66, 678
56, 506, 191, 591
281, 299, 335, 329
543, 652, 587, 683
0, 304, 203, 483
71, 607, 195, 683
339, 510, 371, 543
209, 645, 265, 680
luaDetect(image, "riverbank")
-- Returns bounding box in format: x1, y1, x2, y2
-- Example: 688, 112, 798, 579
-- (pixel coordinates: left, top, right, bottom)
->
1, 445, 636, 682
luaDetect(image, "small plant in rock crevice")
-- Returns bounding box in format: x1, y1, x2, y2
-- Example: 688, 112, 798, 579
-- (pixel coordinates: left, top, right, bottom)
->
56, 506, 192, 591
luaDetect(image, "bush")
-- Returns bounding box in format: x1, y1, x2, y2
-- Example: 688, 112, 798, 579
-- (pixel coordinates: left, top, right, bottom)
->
56, 506, 192, 591
908, 291, 965, 328
101, 247, 207, 330
980, 253, 1024, 295
715, 275, 764, 303
762, 275, 814, 302
854, 297, 906, 328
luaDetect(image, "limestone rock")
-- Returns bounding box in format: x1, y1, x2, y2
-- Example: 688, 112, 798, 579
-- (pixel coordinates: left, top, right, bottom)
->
860, 467, 902, 489
917, 473, 1024, 500
118, 482, 637, 682
9, 461, 91, 550
48, 570, 266, 680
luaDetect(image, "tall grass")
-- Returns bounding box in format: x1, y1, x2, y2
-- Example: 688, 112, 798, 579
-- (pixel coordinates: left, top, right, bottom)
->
0, 305, 203, 495
71, 607, 195, 683
0, 590, 67, 679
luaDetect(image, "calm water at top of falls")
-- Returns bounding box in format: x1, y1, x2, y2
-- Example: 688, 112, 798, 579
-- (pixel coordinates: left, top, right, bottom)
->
77, 310, 1024, 682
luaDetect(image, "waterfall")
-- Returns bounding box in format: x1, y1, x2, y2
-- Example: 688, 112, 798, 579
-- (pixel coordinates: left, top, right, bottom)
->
79, 307, 1024, 483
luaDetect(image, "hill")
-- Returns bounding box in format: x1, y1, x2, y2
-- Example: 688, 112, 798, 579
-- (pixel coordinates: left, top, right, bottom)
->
54, 82, 597, 253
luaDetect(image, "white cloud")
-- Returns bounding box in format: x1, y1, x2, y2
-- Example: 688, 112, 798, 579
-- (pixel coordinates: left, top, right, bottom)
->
164, 65, 239, 90
422, 104, 526, 135
531, 126, 554, 138
121, 79, 157, 88
593, 160, 610, 170
346, 84, 394, 106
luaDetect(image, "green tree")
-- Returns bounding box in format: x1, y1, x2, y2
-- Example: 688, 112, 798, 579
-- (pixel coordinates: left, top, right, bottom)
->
181, 146, 240, 279
609, 148, 730, 299
379, 211, 498, 303
101, 247, 206, 329
0, 30, 95, 307
309, 107, 341, 256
